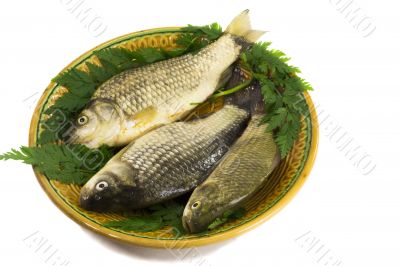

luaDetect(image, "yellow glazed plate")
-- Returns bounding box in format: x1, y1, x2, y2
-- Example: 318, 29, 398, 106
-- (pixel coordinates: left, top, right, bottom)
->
29, 27, 319, 248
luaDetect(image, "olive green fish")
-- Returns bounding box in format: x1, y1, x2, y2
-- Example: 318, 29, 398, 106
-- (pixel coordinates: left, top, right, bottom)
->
182, 115, 281, 233
79, 105, 250, 211
70, 10, 264, 148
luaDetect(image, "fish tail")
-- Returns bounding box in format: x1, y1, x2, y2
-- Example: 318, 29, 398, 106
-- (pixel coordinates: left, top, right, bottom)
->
225, 9, 266, 43
225, 85, 264, 116
224, 66, 265, 115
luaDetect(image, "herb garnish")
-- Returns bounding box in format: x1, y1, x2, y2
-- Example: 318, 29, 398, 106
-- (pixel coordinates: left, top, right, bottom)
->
0, 21, 313, 233
208, 207, 246, 230
0, 23, 225, 183
104, 201, 246, 236
0, 144, 114, 185
174, 23, 223, 54
104, 201, 185, 236
240, 42, 313, 156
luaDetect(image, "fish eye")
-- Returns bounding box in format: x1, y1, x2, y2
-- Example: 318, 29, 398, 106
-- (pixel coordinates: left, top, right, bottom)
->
77, 115, 89, 126
95, 181, 108, 191
191, 201, 201, 209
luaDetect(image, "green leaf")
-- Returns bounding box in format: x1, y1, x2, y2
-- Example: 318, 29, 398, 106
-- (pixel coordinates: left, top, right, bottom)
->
182, 23, 223, 41
131, 48, 167, 64
104, 216, 163, 232
105, 200, 185, 236
149, 201, 184, 218
275, 116, 301, 157
176, 23, 223, 54
86, 62, 110, 84
208, 217, 228, 230
266, 108, 288, 131
52, 69, 95, 98
168, 220, 186, 237
261, 80, 277, 103
208, 207, 246, 230
0, 144, 114, 185
94, 48, 135, 69
242, 42, 313, 157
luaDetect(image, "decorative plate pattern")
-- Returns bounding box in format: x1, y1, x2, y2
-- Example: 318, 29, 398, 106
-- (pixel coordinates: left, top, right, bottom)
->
29, 27, 319, 248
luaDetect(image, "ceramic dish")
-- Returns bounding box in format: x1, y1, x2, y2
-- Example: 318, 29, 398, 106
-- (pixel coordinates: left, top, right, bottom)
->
29, 27, 319, 248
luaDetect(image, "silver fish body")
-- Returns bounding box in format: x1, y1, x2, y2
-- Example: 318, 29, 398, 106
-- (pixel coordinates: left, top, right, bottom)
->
79, 105, 250, 211
182, 115, 281, 233
70, 10, 264, 148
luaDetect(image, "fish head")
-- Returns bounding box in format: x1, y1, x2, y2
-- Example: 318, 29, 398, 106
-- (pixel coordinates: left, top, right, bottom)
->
69, 99, 124, 148
182, 181, 223, 233
79, 161, 140, 212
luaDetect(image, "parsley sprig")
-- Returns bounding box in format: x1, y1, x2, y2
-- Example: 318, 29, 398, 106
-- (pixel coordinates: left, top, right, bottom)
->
0, 144, 113, 185
104, 201, 246, 236
208, 207, 246, 230
175, 23, 222, 54
240, 42, 313, 156
104, 201, 185, 236
1, 23, 224, 185
0, 21, 313, 233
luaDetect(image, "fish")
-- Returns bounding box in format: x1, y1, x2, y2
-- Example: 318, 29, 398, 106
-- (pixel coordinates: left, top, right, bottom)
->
182, 114, 281, 233
69, 10, 265, 148
79, 104, 250, 211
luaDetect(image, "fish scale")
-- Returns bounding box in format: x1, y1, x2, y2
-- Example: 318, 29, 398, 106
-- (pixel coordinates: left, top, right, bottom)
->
79, 105, 250, 211
92, 34, 238, 116
121, 106, 247, 197
182, 115, 281, 233
72, 10, 264, 148
78, 10, 268, 212
70, 10, 264, 148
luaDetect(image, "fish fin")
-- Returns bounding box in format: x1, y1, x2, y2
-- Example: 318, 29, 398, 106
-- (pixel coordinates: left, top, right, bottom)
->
132, 106, 158, 127
225, 10, 266, 42
244, 30, 266, 43
168, 109, 190, 122
216, 65, 234, 89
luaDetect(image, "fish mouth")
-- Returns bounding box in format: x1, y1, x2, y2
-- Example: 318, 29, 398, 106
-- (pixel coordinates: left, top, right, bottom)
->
182, 217, 192, 233
79, 193, 106, 212
79, 188, 94, 211
182, 216, 204, 234
182, 217, 191, 233
79, 187, 104, 211
55, 122, 81, 144
65, 130, 97, 148
63, 124, 92, 147
79, 196, 90, 210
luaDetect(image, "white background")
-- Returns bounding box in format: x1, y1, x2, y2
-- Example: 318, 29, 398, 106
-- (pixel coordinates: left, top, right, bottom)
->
0, 0, 399, 265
